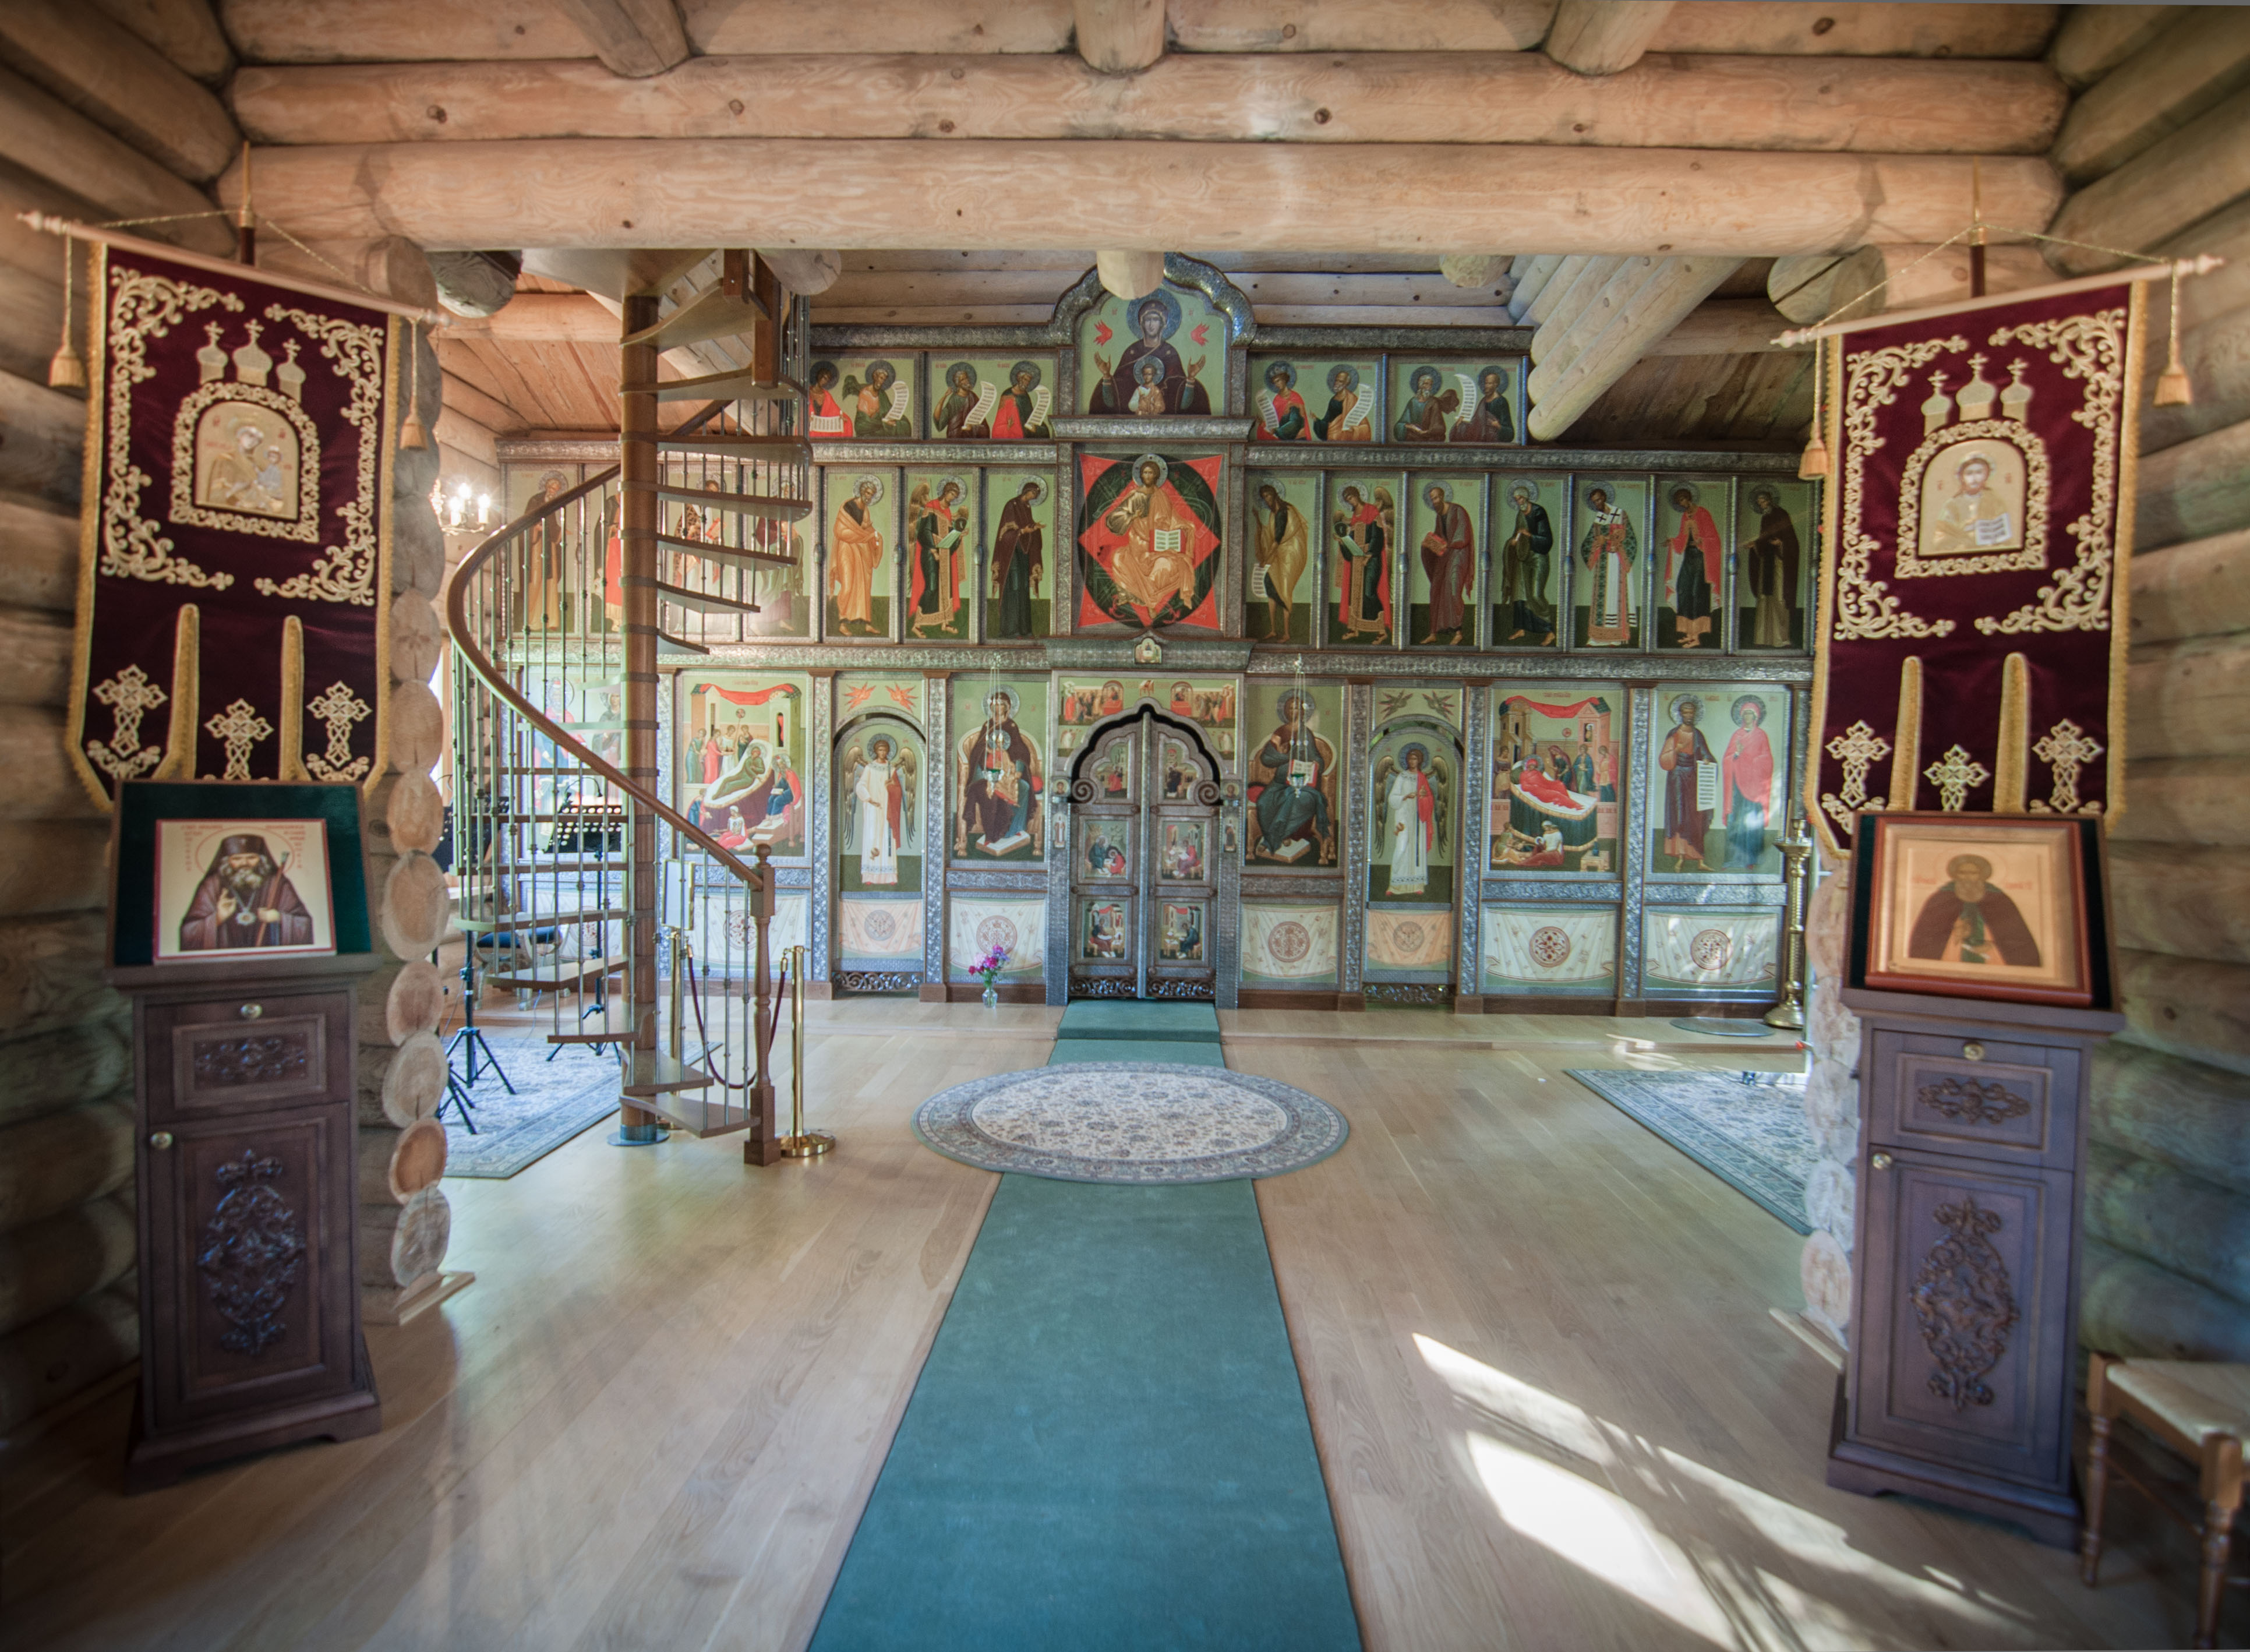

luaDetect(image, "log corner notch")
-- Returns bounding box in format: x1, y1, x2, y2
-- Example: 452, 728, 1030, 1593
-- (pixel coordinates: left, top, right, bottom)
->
1096, 249, 1166, 299
550, 0, 691, 78
1525, 253, 1742, 441
1075, 0, 1166, 75
1543, 0, 1677, 75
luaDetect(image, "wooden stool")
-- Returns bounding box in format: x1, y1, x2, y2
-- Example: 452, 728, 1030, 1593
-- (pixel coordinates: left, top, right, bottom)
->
2082, 1351, 2249, 1648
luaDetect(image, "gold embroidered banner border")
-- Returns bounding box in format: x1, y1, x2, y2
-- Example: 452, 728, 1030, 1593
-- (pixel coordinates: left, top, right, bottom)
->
1804, 277, 2146, 858
69, 242, 400, 804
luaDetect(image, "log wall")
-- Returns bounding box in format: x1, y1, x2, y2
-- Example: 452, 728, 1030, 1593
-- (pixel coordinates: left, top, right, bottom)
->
0, 12, 459, 1435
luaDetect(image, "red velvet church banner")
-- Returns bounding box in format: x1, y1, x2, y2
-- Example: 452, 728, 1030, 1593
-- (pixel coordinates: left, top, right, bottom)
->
70, 242, 400, 804
1806, 279, 2147, 857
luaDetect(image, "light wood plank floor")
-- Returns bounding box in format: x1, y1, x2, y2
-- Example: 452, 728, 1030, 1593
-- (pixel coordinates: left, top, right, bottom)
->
1, 1009, 2202, 1650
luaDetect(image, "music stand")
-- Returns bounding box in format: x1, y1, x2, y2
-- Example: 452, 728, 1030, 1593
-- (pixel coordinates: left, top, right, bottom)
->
440, 922, 516, 1131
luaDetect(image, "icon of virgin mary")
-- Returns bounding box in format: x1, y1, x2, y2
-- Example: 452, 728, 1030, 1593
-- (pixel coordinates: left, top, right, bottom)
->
1088, 288, 1212, 416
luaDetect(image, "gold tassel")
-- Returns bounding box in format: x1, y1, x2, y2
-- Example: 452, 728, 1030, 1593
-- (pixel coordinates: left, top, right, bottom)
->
1798, 336, 1831, 479
47, 239, 84, 390
2152, 264, 2193, 407
397, 319, 430, 449
278, 615, 309, 782
154, 605, 201, 781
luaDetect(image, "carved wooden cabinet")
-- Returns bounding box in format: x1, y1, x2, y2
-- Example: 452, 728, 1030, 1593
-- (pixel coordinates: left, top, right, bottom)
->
115, 956, 380, 1489
1829, 988, 2121, 1547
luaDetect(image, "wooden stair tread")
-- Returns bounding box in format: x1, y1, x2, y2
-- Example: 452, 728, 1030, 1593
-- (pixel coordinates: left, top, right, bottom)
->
656, 583, 761, 615
643, 482, 813, 518
620, 284, 770, 354
666, 540, 799, 573
621, 1050, 714, 1097
481, 952, 627, 989
623, 369, 801, 404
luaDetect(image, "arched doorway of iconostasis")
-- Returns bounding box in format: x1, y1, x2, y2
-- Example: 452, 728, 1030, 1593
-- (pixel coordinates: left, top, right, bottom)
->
833, 710, 927, 993
1364, 715, 1463, 1004
1066, 710, 1221, 1000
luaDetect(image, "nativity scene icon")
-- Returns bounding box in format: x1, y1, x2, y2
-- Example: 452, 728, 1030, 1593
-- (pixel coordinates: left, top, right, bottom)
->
171, 319, 322, 542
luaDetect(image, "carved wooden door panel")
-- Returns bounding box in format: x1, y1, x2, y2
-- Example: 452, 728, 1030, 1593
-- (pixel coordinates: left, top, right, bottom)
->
1849, 1147, 2076, 1489
1068, 719, 1143, 998
1144, 724, 1220, 1001
143, 1103, 358, 1432
1067, 714, 1220, 1000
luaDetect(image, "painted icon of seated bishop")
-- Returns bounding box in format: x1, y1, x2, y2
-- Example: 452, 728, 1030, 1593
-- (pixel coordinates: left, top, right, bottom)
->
178, 834, 315, 952
1906, 853, 2040, 968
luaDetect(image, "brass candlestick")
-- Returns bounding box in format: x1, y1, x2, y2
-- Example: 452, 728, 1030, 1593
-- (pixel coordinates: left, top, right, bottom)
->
1766, 815, 1813, 1030
778, 944, 833, 1157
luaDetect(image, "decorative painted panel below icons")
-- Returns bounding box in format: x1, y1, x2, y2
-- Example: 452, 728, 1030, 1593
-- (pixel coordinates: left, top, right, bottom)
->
838, 894, 924, 968
1481, 906, 1617, 996
1641, 907, 1782, 996
1241, 902, 1340, 989
947, 896, 1045, 983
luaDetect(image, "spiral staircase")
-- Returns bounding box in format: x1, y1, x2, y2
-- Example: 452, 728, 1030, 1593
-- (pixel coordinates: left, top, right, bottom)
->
446, 250, 814, 1159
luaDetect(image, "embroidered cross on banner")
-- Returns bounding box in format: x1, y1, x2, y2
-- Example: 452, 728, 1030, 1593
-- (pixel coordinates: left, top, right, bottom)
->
2030, 719, 2103, 814
86, 665, 167, 781
1923, 744, 1990, 813
1820, 719, 1892, 834
204, 698, 273, 781
304, 680, 372, 782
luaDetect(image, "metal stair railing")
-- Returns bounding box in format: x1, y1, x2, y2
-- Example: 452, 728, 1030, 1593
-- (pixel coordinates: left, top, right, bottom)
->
448, 425, 789, 1143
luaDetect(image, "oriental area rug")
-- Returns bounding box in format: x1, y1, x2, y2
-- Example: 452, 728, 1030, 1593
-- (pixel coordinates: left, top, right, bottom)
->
437, 1037, 621, 1179
1565, 1067, 1816, 1234
813, 1000, 1361, 1651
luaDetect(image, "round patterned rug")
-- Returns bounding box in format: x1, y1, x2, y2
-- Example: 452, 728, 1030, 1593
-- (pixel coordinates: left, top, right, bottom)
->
912, 1062, 1349, 1184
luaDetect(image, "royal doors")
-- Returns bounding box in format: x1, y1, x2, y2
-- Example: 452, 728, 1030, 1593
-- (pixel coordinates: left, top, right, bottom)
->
1066, 712, 1220, 1000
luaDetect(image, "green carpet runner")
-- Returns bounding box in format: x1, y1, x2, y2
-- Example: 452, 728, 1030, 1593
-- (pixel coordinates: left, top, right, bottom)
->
808, 1001, 1361, 1650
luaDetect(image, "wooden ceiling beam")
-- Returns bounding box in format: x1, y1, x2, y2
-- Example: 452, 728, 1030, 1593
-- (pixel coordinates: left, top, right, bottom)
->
1529, 257, 1630, 361
2050, 8, 2250, 186
441, 292, 617, 343
0, 68, 231, 256
684, 0, 1072, 55
222, 140, 2063, 257
2049, 96, 2250, 274
816, 269, 1513, 308
231, 51, 2067, 156
0, 0, 239, 182
1543, 0, 1674, 76
1642, 298, 1800, 357
1649, 2, 2054, 61
2047, 3, 2186, 89
90, 0, 234, 83
1073, 0, 1164, 74
1525, 256, 1742, 440
1505, 255, 1566, 319
550, 0, 690, 77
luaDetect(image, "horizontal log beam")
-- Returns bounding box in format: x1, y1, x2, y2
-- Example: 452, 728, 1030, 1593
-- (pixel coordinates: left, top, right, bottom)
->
91, 0, 234, 83
0, 1102, 132, 1231
0, 370, 84, 508
2109, 841, 2250, 967
2129, 527, 2250, 648
0, 68, 229, 257
0, 0, 238, 182
2086, 1140, 2250, 1308
0, 497, 80, 615
1647, 2, 2054, 61
816, 269, 1515, 308
223, 141, 2064, 256
2048, 94, 2250, 274
2141, 302, 2250, 457
218, 0, 609, 62
2092, 1040, 2250, 1198
1164, 0, 1551, 53
2051, 7, 2250, 186
2082, 1235, 2250, 1363
1768, 242, 2050, 324
0, 1194, 133, 1339
2117, 948, 2250, 1077
2126, 631, 2250, 763
2114, 757, 2250, 848
2048, 4, 2187, 91
811, 302, 1520, 329
228, 51, 2068, 155
1531, 255, 1631, 363
2134, 416, 2250, 552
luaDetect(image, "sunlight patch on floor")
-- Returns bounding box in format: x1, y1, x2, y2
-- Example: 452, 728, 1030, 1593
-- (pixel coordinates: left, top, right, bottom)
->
1417, 1334, 2027, 1650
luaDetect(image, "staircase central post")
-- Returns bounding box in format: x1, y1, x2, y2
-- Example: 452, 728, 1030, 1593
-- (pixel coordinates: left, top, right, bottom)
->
619, 292, 663, 1141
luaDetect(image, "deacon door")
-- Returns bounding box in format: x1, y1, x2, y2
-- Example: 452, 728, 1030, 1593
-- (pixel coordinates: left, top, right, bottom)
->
1068, 712, 1220, 1000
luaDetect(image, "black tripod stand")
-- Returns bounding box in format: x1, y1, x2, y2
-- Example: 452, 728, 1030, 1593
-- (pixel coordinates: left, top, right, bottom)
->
439, 940, 516, 1133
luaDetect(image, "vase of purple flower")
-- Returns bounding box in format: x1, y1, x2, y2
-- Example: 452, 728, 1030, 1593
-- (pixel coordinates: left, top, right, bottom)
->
973, 944, 1009, 1008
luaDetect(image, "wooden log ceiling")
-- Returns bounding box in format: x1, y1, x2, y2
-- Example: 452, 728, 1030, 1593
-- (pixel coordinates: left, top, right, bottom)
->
208, 0, 2096, 443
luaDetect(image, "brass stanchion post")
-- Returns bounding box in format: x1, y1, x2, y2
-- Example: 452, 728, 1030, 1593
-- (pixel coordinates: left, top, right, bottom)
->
1766, 816, 1813, 1030
779, 943, 833, 1157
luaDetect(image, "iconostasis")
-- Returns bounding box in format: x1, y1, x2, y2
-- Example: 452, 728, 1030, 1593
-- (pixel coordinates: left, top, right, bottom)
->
499, 258, 1813, 1009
